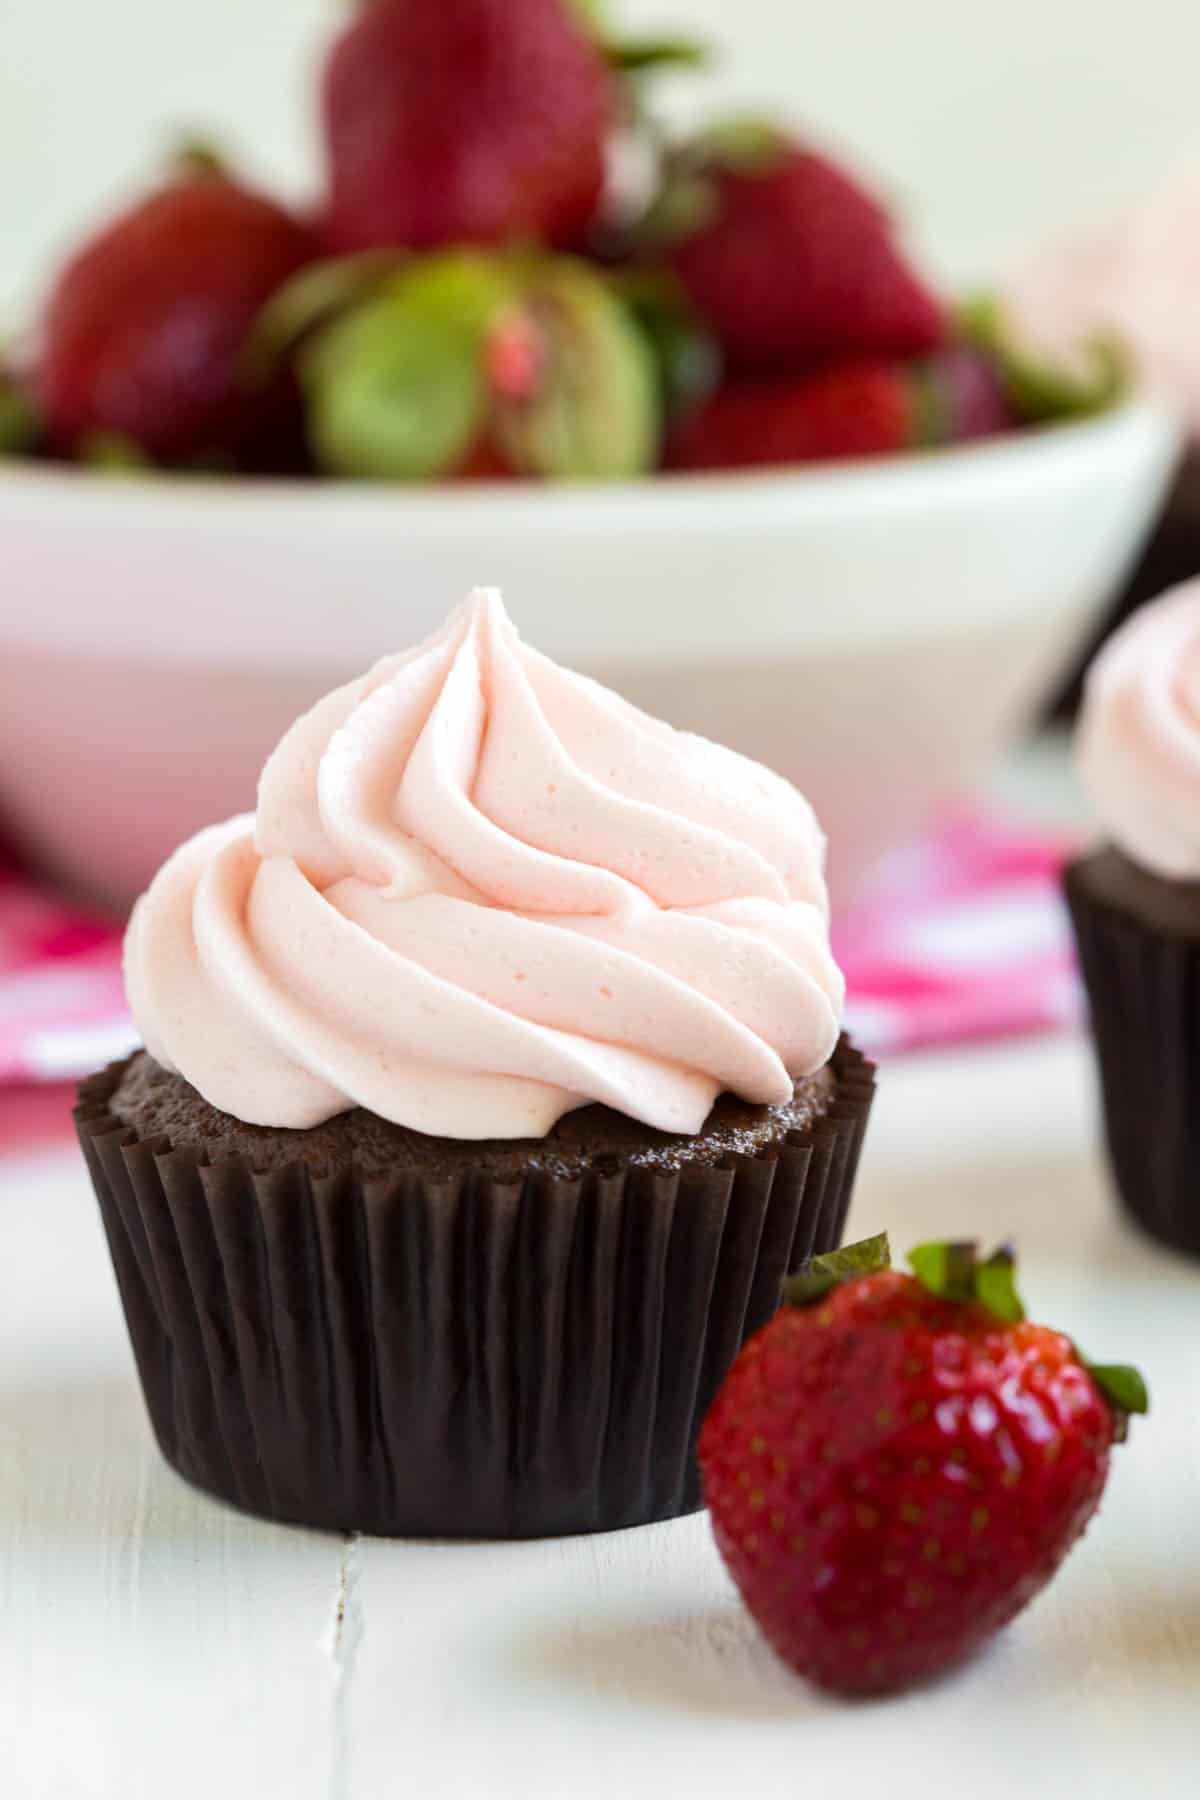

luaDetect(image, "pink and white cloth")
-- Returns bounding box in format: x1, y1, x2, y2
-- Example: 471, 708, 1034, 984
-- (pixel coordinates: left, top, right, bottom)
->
834, 815, 1082, 1054
0, 813, 1082, 1093
0, 855, 138, 1084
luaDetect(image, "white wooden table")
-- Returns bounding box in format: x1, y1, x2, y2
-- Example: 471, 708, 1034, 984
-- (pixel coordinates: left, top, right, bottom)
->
4, 1033, 1198, 1800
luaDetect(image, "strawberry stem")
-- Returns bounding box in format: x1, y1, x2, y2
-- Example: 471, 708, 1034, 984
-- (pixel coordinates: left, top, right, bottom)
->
908, 1240, 1026, 1320
974, 1246, 1025, 1323
910, 1241, 1148, 1433
909, 1240, 979, 1304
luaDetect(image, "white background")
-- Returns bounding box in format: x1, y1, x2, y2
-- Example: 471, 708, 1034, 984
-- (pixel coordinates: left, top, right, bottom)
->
3, 0, 1200, 309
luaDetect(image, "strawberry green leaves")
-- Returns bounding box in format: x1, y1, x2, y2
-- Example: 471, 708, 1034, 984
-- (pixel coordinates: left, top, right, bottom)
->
959, 294, 1129, 424
607, 38, 710, 75
972, 1245, 1026, 1324
909, 1238, 1149, 1426
784, 1231, 892, 1306
635, 119, 792, 252
784, 1229, 1147, 1444
909, 1239, 980, 1304
569, 0, 709, 76
1086, 1363, 1150, 1420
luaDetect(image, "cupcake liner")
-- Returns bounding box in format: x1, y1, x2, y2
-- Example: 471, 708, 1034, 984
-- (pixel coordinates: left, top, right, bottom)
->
75, 1037, 875, 1539
1065, 861, 1200, 1256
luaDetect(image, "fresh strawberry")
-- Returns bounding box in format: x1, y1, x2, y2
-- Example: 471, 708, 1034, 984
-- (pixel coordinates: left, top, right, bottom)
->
700, 1235, 1147, 1696
37, 164, 317, 463
668, 362, 909, 469
659, 124, 945, 373
667, 346, 1012, 472
321, 0, 613, 254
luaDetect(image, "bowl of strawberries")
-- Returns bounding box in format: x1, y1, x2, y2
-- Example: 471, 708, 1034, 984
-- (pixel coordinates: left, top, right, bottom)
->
0, 0, 1179, 907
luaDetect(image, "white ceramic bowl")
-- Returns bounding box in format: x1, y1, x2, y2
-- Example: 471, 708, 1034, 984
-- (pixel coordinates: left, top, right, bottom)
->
0, 397, 1180, 911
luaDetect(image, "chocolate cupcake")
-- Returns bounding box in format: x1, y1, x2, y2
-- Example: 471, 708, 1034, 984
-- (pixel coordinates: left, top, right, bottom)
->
1065, 578, 1200, 1255
76, 588, 874, 1537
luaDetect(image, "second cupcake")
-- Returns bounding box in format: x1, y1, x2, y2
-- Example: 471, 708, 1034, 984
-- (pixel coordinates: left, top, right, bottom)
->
76, 588, 874, 1537
1067, 576, 1200, 1255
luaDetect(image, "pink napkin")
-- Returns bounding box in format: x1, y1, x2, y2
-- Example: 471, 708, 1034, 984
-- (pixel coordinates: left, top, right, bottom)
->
0, 814, 1082, 1096
835, 815, 1082, 1053
0, 857, 137, 1084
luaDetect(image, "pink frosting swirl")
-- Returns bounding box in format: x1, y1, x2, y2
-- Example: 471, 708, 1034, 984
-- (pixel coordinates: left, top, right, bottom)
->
1078, 579, 1200, 880
125, 590, 843, 1138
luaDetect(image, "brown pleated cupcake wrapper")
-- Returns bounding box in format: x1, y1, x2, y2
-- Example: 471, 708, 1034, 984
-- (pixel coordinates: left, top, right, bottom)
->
75, 1036, 875, 1539
1065, 861, 1200, 1257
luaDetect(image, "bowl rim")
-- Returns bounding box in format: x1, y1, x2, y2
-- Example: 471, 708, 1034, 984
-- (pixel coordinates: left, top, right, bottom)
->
0, 392, 1180, 522
0, 391, 1182, 671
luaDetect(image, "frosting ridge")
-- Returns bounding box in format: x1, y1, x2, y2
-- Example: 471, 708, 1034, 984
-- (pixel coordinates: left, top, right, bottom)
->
125, 589, 843, 1137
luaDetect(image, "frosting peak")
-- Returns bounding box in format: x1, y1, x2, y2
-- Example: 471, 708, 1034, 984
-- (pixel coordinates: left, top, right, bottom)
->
1078, 579, 1200, 881
126, 590, 843, 1138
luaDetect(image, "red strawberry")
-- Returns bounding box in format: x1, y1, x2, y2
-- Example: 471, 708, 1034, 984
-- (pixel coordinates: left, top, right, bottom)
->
321, 0, 613, 254
668, 362, 908, 469
700, 1235, 1147, 1696
38, 166, 316, 463
454, 438, 516, 481
667, 347, 1012, 472
919, 342, 1014, 442
662, 126, 945, 373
